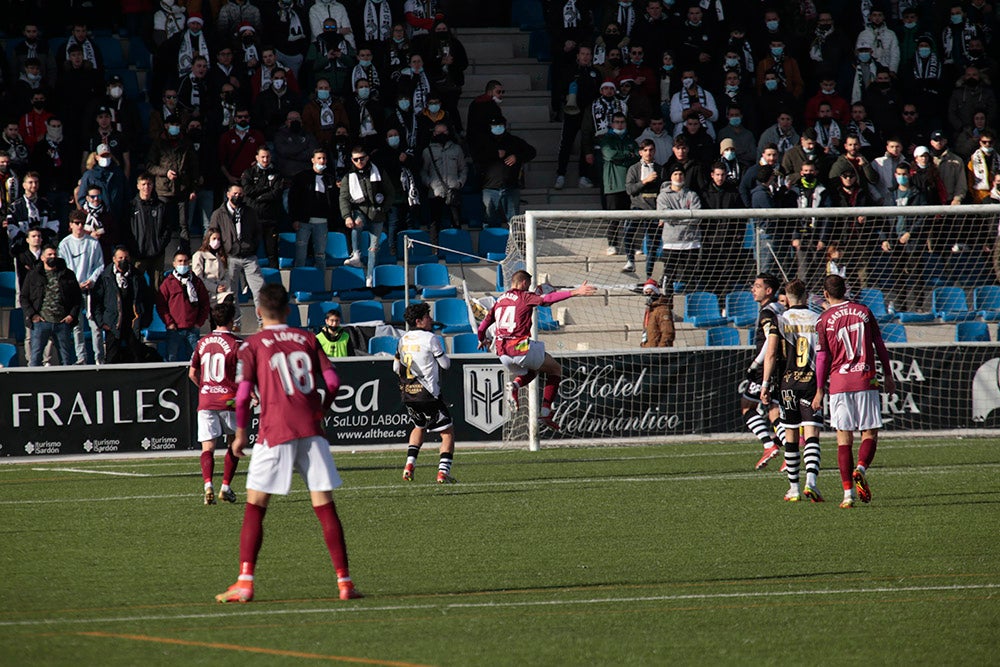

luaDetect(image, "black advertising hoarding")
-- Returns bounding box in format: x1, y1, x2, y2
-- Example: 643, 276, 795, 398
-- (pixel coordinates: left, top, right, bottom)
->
4, 345, 1000, 458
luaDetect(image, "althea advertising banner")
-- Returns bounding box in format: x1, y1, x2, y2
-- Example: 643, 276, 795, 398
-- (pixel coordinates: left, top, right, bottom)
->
4, 345, 1000, 457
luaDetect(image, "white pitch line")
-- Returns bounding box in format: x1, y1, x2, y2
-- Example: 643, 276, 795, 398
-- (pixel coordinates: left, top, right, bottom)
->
31, 467, 152, 477
0, 582, 996, 628
2, 463, 999, 506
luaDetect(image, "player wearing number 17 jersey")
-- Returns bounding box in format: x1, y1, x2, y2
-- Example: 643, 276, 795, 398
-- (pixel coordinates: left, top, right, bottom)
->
477, 270, 597, 430
813, 275, 895, 508
188, 301, 242, 505
216, 283, 362, 603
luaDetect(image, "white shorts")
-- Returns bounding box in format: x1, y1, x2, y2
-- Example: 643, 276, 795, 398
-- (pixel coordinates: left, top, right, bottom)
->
499, 340, 546, 377
244, 436, 343, 495
829, 390, 884, 432
197, 410, 236, 442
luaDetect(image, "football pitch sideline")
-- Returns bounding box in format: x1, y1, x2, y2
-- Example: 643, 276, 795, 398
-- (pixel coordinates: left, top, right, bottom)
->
1, 439, 999, 666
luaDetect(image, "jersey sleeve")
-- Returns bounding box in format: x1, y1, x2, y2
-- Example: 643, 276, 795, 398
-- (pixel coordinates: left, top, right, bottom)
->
236, 340, 256, 385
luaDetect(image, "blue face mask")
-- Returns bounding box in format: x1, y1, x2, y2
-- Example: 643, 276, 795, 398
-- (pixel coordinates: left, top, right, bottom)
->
167, 125, 181, 136
387, 135, 400, 147
766, 20, 779, 31
729, 116, 742, 127
236, 122, 250, 131
491, 125, 505, 136
175, 264, 190, 275
398, 99, 411, 111
725, 84, 739, 94
918, 47, 931, 58
725, 57, 739, 68
858, 52, 872, 63
358, 87, 370, 99
317, 89, 331, 101
895, 174, 909, 186
951, 14, 963, 25
770, 46, 784, 58
764, 79, 778, 91
663, 64, 674, 72
358, 58, 372, 67
904, 21, 917, 29
612, 127, 627, 136
190, 28, 202, 37
427, 103, 441, 114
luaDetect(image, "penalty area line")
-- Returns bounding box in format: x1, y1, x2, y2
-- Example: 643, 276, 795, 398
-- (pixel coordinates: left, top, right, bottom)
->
5, 582, 998, 628
31, 467, 153, 477
73, 631, 432, 667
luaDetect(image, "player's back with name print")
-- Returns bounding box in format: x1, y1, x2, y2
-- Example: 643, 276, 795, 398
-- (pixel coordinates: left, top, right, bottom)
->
818, 302, 880, 394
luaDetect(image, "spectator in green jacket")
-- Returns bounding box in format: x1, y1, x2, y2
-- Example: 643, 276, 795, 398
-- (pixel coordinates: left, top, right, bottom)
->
317, 309, 354, 358
597, 112, 637, 255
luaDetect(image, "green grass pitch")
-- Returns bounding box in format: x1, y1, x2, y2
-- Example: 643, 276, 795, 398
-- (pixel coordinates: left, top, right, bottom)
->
1, 438, 999, 665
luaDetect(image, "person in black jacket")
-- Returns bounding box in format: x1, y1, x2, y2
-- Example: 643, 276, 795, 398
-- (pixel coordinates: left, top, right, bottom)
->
209, 184, 263, 327
127, 173, 172, 288
91, 246, 155, 364
289, 148, 343, 273
471, 116, 537, 228
240, 146, 284, 269
701, 162, 749, 295
20, 244, 83, 367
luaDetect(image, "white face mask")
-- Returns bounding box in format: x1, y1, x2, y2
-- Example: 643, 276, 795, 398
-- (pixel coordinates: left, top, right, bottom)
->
209, 239, 221, 250
109, 86, 123, 99
273, 79, 286, 90
98, 156, 111, 168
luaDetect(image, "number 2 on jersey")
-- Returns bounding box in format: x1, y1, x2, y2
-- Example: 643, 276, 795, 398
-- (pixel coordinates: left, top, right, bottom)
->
269, 351, 315, 395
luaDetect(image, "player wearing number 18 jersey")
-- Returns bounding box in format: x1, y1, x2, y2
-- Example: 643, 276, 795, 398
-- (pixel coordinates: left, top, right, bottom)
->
189, 301, 242, 505
761, 280, 824, 503
477, 270, 597, 430
216, 283, 362, 603
813, 275, 895, 508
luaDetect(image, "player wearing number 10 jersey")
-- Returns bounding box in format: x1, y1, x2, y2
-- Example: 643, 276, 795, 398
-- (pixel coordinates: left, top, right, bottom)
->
216, 283, 362, 603
477, 270, 597, 430
813, 275, 895, 509
189, 301, 242, 505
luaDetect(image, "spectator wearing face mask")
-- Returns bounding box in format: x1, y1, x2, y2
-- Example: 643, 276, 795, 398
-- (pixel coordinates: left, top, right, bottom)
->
193, 227, 234, 305
91, 245, 155, 364
146, 114, 201, 245
303, 79, 349, 146
77, 143, 127, 221
20, 244, 82, 367
471, 115, 537, 229
210, 183, 264, 329
968, 130, 1000, 202
156, 248, 210, 362
82, 106, 131, 179
253, 68, 299, 140
273, 111, 321, 179
217, 107, 267, 187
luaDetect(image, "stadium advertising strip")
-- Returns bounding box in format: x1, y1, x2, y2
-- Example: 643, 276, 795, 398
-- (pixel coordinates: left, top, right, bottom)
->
4, 345, 1000, 457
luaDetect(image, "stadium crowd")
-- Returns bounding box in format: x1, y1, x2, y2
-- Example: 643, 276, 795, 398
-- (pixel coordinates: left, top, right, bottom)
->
2, 0, 1000, 368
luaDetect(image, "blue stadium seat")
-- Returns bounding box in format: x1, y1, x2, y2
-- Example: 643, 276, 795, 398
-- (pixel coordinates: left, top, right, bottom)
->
956, 321, 990, 342
931, 287, 977, 322
288, 267, 330, 302
414, 262, 456, 298
94, 36, 126, 69
7, 308, 26, 342
397, 229, 438, 265
367, 335, 399, 355
858, 288, 899, 324
438, 228, 478, 263
451, 332, 482, 354
329, 266, 371, 300
490, 253, 510, 291
390, 299, 420, 325
0, 342, 18, 367
880, 323, 908, 343
278, 232, 297, 268
347, 300, 385, 324
683, 292, 728, 327
143, 309, 168, 341
127, 35, 152, 69
974, 285, 1000, 321
306, 301, 341, 330
477, 227, 509, 258
325, 232, 350, 265
706, 326, 741, 346
537, 305, 559, 331
724, 290, 757, 327
261, 267, 282, 285
371, 264, 413, 300
287, 304, 302, 327
0, 271, 16, 307
433, 298, 472, 334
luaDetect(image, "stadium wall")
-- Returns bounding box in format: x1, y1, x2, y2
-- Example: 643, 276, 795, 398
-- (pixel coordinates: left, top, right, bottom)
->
3, 344, 1000, 457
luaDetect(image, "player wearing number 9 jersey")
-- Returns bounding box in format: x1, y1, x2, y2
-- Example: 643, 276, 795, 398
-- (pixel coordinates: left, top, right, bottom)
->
216, 283, 362, 603
189, 301, 242, 505
477, 270, 597, 430
813, 274, 895, 508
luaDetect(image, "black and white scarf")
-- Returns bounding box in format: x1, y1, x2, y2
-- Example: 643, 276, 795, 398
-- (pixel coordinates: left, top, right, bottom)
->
356, 101, 376, 137
678, 85, 708, 115
913, 52, 940, 81
942, 22, 978, 64
176, 271, 199, 303
847, 119, 875, 148
115, 266, 129, 289
352, 63, 380, 92
319, 98, 336, 129
84, 200, 104, 234
809, 26, 833, 63
770, 55, 787, 87
590, 97, 625, 135
776, 128, 795, 155
279, 4, 306, 43
243, 43, 260, 69
45, 139, 61, 167
617, 3, 636, 36
408, 69, 431, 113
364, 0, 393, 42
394, 109, 418, 150
698, 0, 724, 21
814, 119, 841, 148
562, 0, 580, 27
178, 30, 209, 75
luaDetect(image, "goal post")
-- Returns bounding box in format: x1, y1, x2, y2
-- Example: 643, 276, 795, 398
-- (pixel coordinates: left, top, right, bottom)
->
500, 204, 1000, 450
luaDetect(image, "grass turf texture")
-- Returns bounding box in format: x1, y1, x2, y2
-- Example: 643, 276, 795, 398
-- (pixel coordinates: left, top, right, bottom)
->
1, 439, 998, 665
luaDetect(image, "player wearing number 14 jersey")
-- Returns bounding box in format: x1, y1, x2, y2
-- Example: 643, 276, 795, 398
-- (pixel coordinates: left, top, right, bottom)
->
477, 270, 597, 430
813, 275, 895, 508
216, 283, 361, 603
189, 301, 242, 505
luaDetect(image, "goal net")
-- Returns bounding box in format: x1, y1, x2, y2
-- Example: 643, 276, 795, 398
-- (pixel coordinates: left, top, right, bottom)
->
496, 204, 1000, 449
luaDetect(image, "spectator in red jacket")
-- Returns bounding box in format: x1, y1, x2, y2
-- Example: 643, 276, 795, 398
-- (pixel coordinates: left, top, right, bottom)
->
156, 248, 210, 361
